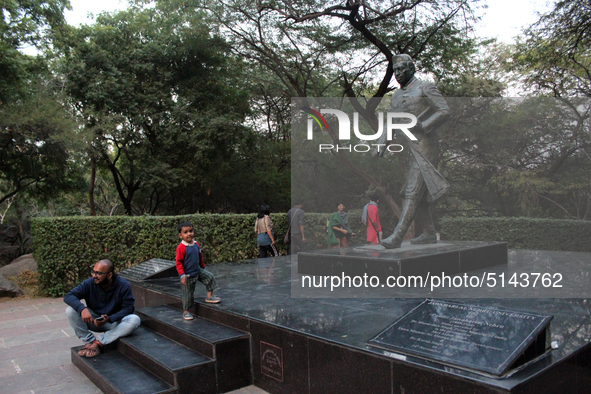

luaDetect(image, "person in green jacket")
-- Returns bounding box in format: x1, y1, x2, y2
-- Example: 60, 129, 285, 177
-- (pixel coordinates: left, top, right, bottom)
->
327, 203, 355, 248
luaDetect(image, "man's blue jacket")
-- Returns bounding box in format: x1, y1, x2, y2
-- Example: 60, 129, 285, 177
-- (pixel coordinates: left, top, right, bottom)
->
63, 275, 135, 322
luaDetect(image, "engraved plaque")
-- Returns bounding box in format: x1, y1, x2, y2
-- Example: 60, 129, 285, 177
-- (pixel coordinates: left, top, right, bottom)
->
368, 299, 552, 376
260, 341, 283, 382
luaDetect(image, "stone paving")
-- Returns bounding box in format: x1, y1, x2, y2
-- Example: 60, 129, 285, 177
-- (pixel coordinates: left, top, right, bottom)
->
0, 297, 268, 394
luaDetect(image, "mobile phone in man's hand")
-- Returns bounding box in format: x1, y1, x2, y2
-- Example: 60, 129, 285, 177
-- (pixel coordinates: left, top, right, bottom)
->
95, 316, 105, 321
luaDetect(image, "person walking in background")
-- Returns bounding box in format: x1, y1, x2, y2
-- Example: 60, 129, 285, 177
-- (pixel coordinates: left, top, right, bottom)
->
287, 201, 306, 254
176, 221, 220, 321
362, 193, 382, 244
327, 203, 355, 248
255, 204, 279, 258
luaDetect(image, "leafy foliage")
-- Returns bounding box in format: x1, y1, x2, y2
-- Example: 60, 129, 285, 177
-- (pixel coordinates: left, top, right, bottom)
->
59, 3, 272, 214
437, 97, 591, 220
203, 0, 481, 97
33, 210, 376, 295
0, 0, 86, 233
196, 0, 483, 218
512, 0, 591, 97
0, 0, 70, 102
441, 217, 591, 251
32, 214, 279, 296
0, 71, 83, 207
34, 210, 590, 296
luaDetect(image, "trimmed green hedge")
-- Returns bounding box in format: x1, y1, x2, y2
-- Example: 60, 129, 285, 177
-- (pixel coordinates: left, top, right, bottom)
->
32, 212, 368, 297
440, 217, 591, 251
33, 214, 590, 296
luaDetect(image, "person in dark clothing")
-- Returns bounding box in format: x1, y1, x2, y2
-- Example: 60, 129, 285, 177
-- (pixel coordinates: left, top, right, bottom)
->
327, 203, 355, 248
287, 201, 306, 254
64, 259, 140, 358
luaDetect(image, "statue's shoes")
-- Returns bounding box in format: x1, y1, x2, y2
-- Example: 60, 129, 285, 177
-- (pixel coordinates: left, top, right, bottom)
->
380, 237, 402, 249
410, 233, 437, 245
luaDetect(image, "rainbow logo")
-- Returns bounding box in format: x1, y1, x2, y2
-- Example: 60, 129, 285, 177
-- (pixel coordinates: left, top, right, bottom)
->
301, 107, 329, 131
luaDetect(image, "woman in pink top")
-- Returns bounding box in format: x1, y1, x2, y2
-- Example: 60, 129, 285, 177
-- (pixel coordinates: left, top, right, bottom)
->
362, 194, 382, 244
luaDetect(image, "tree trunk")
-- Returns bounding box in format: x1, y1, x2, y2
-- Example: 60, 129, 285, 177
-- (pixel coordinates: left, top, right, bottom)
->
89, 156, 96, 216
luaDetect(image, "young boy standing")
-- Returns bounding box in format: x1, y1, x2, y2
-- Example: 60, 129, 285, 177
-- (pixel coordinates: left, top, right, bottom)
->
176, 221, 220, 320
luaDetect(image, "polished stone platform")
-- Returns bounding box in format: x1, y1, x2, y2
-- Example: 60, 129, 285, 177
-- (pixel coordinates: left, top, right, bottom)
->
124, 249, 591, 394
297, 241, 508, 280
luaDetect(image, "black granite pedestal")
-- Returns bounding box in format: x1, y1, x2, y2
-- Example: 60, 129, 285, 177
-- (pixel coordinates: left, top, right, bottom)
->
118, 250, 591, 394
297, 241, 508, 280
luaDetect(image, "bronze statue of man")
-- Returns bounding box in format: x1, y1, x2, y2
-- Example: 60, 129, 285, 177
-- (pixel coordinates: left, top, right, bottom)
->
379, 54, 450, 249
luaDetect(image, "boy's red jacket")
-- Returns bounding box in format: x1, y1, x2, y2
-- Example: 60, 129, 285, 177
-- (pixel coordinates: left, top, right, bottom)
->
175, 240, 206, 277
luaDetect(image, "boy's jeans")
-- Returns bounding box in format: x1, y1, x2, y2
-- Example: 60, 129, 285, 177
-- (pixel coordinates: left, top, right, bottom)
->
181, 269, 219, 310
65, 306, 141, 345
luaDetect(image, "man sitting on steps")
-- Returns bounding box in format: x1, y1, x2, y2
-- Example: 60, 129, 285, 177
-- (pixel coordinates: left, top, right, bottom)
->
64, 259, 141, 357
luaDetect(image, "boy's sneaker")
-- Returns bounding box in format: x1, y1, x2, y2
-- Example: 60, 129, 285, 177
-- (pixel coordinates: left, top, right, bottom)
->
183, 311, 194, 320
205, 296, 221, 304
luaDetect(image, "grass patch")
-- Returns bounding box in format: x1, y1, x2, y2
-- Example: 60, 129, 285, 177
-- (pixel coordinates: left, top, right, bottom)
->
6, 271, 48, 299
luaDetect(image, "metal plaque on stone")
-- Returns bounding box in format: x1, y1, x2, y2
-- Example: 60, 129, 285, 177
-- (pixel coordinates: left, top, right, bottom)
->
119, 258, 177, 282
368, 299, 552, 377
260, 341, 284, 382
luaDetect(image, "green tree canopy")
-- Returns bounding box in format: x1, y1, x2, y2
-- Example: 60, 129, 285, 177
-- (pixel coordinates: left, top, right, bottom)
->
60, 3, 257, 214
512, 0, 591, 97
1, 0, 82, 214
1, 0, 70, 102
0, 71, 82, 207
193, 0, 483, 216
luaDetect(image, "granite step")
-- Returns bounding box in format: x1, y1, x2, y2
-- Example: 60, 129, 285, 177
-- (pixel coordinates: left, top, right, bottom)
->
137, 305, 252, 393
71, 346, 176, 394
118, 326, 217, 394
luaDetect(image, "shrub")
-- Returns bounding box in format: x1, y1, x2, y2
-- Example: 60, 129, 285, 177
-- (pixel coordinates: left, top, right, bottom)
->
440, 217, 591, 251
36, 213, 587, 297
32, 211, 369, 296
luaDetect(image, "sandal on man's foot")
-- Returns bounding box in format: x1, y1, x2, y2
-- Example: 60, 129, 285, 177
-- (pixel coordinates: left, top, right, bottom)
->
205, 296, 221, 304
77, 342, 93, 356
85, 341, 102, 358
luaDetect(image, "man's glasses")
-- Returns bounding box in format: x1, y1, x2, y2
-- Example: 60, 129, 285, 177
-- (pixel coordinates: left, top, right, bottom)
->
90, 269, 112, 276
